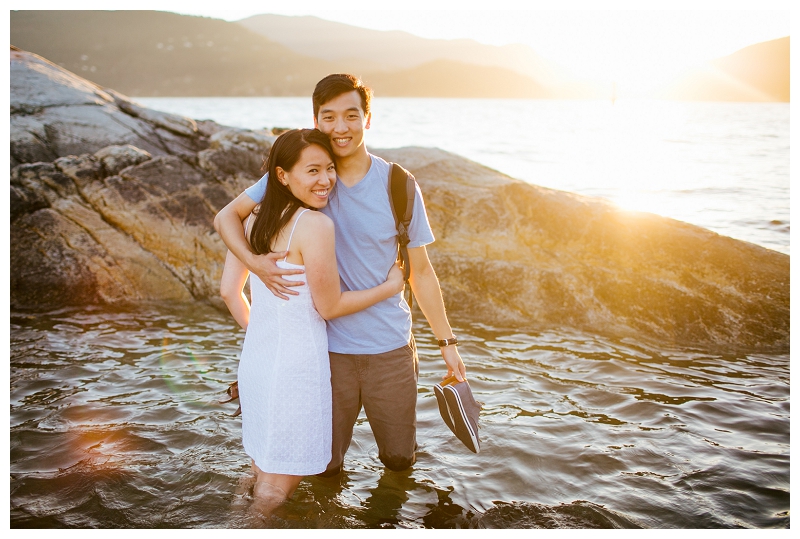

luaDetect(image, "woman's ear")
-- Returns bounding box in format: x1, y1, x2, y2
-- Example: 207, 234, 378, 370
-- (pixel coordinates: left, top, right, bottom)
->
275, 167, 288, 186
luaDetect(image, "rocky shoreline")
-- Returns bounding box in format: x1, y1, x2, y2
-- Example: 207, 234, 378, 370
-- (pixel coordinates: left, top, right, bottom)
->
10, 46, 790, 352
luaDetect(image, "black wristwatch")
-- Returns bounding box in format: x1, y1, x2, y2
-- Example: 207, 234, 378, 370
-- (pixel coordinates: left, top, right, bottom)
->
437, 336, 458, 348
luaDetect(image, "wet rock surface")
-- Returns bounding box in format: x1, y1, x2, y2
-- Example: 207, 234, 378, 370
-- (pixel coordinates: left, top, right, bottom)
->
9, 47, 789, 351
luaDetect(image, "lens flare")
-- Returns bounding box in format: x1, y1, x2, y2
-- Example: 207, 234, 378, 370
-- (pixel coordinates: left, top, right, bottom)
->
158, 336, 216, 405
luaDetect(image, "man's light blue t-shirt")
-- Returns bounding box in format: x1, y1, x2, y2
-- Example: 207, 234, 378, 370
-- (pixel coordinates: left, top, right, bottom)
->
245, 154, 435, 355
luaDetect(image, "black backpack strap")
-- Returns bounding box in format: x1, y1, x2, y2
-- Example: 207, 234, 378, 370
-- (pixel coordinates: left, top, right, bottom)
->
388, 163, 416, 304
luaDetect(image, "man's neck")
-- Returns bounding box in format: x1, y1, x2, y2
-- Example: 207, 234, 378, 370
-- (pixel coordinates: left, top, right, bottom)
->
335, 147, 372, 188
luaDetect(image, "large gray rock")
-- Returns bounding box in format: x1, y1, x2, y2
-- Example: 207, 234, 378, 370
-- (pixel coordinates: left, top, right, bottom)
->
10, 46, 209, 168
10, 46, 273, 312
8, 46, 789, 352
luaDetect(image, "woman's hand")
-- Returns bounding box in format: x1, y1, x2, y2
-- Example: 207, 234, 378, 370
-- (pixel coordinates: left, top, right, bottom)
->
386, 261, 406, 295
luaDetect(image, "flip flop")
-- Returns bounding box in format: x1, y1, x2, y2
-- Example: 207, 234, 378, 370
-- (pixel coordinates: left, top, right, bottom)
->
434, 381, 456, 433
435, 376, 481, 454
220, 381, 241, 417
219, 381, 239, 403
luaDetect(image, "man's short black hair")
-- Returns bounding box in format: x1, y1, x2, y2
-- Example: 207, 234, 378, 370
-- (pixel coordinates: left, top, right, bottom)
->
313, 74, 373, 118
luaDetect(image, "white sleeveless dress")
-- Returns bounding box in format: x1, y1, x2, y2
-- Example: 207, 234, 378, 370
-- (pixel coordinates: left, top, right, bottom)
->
238, 209, 332, 475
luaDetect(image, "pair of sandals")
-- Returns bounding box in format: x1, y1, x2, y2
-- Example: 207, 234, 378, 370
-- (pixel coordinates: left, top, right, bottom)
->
220, 381, 241, 417
434, 376, 481, 453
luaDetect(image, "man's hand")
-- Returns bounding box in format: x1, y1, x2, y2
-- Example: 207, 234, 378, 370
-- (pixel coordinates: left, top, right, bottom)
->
213, 190, 306, 300
441, 345, 466, 382
250, 250, 305, 300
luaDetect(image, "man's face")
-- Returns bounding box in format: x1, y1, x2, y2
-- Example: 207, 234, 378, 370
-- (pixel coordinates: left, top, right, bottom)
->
314, 90, 371, 160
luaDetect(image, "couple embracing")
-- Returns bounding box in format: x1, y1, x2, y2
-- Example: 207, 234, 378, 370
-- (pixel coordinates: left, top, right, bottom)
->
213, 74, 465, 510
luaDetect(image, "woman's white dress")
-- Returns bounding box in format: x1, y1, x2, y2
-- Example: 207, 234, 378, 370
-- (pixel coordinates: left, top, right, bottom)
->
237, 210, 332, 475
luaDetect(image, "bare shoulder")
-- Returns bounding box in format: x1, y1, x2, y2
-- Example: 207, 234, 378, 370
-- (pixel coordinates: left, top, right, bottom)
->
293, 210, 334, 247
287, 211, 333, 265
297, 209, 333, 232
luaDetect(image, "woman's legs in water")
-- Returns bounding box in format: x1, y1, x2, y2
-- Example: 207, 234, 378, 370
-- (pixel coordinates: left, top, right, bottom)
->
250, 462, 303, 514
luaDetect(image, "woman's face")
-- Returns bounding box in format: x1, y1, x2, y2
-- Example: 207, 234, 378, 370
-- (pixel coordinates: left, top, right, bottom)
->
277, 144, 336, 209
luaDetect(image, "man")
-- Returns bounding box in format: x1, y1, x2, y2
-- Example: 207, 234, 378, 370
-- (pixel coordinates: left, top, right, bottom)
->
213, 73, 465, 474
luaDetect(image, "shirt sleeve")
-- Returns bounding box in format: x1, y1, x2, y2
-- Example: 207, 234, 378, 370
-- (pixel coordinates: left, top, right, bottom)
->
244, 174, 268, 202
408, 181, 435, 248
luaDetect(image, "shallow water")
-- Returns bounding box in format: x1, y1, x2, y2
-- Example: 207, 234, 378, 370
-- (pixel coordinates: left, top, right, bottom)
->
10, 305, 789, 528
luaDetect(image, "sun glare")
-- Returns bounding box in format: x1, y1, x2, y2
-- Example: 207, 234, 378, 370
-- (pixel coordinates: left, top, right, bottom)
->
575, 99, 694, 215
218, 8, 789, 99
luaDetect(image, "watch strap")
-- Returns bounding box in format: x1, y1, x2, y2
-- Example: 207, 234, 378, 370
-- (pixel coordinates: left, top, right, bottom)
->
437, 336, 458, 347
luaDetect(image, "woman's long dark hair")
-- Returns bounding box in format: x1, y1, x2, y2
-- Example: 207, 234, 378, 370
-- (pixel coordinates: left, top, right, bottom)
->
249, 128, 334, 255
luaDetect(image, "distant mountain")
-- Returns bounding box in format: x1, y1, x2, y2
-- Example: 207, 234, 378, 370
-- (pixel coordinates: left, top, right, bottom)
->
237, 13, 591, 97
653, 37, 789, 102
10, 10, 333, 97
9, 10, 558, 99
365, 59, 549, 98
13, 11, 784, 102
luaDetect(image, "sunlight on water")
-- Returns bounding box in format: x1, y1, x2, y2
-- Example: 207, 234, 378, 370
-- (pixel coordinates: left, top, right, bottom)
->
137, 97, 789, 255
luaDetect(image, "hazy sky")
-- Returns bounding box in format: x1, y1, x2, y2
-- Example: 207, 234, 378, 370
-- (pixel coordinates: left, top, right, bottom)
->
14, 1, 793, 94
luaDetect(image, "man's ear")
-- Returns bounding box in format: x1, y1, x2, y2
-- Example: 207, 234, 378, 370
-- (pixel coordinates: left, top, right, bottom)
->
313, 115, 319, 129
365, 112, 371, 130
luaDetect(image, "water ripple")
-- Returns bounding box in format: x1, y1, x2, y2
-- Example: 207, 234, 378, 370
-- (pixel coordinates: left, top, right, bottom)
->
10, 304, 789, 528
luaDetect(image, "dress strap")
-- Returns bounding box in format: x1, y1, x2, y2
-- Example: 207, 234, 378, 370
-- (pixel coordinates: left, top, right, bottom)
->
284, 209, 310, 262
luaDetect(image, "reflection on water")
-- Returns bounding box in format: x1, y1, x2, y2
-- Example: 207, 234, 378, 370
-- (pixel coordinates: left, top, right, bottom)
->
10, 304, 789, 528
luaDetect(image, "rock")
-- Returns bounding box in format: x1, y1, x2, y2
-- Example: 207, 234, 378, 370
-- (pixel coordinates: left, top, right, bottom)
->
11, 162, 72, 203
197, 128, 272, 180
94, 145, 153, 176
10, 204, 194, 309
9, 147, 244, 309
11, 208, 107, 307
9, 182, 49, 222
10, 46, 209, 168
9, 47, 266, 311
54, 154, 103, 190
109, 91, 199, 137
8, 46, 789, 352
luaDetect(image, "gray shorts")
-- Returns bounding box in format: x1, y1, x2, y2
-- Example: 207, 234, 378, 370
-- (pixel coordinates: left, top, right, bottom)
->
322, 337, 419, 474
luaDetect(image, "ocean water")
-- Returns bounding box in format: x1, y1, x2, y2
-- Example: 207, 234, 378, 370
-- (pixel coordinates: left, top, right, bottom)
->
9, 305, 790, 528
136, 97, 790, 255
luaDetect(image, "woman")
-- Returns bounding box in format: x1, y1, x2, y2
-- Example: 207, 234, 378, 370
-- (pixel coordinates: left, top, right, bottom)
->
224, 129, 403, 511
